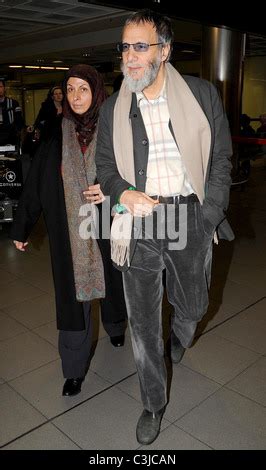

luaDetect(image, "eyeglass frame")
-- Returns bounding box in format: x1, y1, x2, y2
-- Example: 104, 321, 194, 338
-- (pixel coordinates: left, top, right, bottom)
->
116, 42, 163, 53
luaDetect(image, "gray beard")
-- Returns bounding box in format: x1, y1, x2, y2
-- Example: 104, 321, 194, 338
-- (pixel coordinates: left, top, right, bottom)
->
121, 58, 161, 93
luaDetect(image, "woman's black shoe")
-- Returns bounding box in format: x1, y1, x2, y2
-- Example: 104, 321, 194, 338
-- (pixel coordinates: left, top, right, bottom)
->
62, 377, 84, 396
110, 334, 125, 347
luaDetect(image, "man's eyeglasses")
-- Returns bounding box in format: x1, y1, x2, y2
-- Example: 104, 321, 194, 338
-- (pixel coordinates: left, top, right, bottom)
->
116, 42, 163, 53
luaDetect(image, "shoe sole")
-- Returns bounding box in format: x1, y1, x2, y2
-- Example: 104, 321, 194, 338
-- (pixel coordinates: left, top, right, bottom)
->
62, 389, 81, 397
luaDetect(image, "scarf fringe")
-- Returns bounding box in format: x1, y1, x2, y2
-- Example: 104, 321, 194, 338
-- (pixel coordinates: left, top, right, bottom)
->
110, 212, 132, 267
111, 238, 130, 267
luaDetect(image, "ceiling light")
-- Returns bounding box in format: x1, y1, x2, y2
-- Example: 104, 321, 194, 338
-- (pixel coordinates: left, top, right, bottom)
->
25, 66, 40, 69
55, 67, 69, 70
9, 65, 23, 68
52, 60, 63, 64
181, 50, 195, 53
40, 66, 55, 70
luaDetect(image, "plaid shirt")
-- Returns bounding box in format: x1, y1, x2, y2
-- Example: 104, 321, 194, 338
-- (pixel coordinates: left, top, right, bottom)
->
137, 86, 194, 197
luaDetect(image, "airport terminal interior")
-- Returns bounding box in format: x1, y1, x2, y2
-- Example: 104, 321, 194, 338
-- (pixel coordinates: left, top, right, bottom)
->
0, 0, 266, 450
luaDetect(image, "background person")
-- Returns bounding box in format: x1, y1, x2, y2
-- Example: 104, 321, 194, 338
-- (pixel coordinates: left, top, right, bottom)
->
238, 113, 257, 178
256, 113, 266, 158
256, 113, 266, 137
33, 86, 64, 141
0, 78, 25, 146
24, 86, 64, 157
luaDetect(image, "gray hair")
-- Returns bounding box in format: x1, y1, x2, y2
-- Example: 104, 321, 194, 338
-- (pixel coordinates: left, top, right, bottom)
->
124, 9, 174, 60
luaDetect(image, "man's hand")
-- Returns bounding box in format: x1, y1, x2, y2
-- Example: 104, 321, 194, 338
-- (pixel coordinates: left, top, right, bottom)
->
120, 190, 159, 217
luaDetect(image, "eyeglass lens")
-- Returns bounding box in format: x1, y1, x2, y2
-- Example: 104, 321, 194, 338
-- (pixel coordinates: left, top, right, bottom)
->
116, 42, 163, 53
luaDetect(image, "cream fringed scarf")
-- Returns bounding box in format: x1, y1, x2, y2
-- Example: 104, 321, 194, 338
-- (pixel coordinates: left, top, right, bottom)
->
62, 118, 105, 301
111, 63, 211, 267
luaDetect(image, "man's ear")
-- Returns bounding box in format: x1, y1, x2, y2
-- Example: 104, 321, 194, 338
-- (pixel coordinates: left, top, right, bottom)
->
161, 44, 171, 62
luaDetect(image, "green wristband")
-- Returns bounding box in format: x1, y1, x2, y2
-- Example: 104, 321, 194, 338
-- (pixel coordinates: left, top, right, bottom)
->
117, 185, 136, 204
115, 203, 126, 214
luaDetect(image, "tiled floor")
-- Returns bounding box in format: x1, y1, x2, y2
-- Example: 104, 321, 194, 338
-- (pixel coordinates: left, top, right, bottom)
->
0, 160, 266, 450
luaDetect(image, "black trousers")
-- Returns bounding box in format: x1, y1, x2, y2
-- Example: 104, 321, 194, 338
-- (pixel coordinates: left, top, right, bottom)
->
59, 302, 92, 378
97, 236, 127, 337
97, 201, 127, 336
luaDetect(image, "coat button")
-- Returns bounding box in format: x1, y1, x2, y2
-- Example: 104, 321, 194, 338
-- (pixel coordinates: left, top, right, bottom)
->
138, 169, 144, 176
142, 139, 148, 145
133, 113, 137, 118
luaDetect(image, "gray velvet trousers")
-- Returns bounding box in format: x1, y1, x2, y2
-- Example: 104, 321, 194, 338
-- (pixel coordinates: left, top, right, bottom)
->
122, 201, 213, 412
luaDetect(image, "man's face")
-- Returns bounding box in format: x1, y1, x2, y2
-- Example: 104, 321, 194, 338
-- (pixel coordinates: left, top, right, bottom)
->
121, 22, 166, 93
0, 82, 5, 99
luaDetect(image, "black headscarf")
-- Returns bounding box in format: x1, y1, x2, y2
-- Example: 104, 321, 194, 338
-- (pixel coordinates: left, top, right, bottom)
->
63, 64, 107, 145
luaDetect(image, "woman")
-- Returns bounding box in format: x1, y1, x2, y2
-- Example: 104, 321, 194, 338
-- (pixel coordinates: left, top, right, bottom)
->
34, 86, 64, 141
10, 64, 127, 397
24, 86, 64, 157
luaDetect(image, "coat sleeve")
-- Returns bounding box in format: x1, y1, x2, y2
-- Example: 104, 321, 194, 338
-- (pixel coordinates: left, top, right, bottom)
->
202, 82, 233, 230
34, 102, 47, 130
9, 143, 46, 242
95, 101, 132, 208
12, 99, 25, 131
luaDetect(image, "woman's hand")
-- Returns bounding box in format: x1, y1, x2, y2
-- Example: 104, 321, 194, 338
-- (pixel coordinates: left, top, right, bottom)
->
83, 183, 105, 204
13, 240, 28, 251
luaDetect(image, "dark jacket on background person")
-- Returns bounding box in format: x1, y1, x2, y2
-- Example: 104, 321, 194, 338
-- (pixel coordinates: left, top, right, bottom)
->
0, 96, 24, 145
34, 99, 63, 141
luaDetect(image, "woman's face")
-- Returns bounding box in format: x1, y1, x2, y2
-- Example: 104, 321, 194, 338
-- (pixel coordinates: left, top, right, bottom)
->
66, 77, 92, 115
52, 88, 63, 103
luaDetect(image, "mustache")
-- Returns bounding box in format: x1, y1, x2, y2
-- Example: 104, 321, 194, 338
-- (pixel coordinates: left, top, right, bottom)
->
124, 62, 144, 68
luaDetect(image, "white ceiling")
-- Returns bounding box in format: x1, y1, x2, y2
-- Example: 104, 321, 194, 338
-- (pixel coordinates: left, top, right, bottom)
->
0, 0, 265, 72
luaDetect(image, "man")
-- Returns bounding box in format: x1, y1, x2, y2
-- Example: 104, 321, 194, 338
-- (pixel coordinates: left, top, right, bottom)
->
96, 9, 234, 445
0, 79, 25, 146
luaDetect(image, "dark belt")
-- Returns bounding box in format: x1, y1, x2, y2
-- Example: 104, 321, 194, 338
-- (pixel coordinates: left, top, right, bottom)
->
150, 193, 198, 204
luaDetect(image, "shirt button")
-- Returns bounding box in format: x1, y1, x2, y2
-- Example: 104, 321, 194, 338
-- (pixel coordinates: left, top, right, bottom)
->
138, 169, 144, 176
142, 139, 148, 146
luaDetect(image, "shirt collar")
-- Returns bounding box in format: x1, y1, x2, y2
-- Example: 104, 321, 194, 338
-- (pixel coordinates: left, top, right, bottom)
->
137, 79, 166, 107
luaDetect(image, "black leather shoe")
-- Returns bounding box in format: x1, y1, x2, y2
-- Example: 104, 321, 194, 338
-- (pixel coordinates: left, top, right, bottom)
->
136, 407, 165, 445
171, 332, 185, 364
62, 377, 84, 397
110, 334, 125, 347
